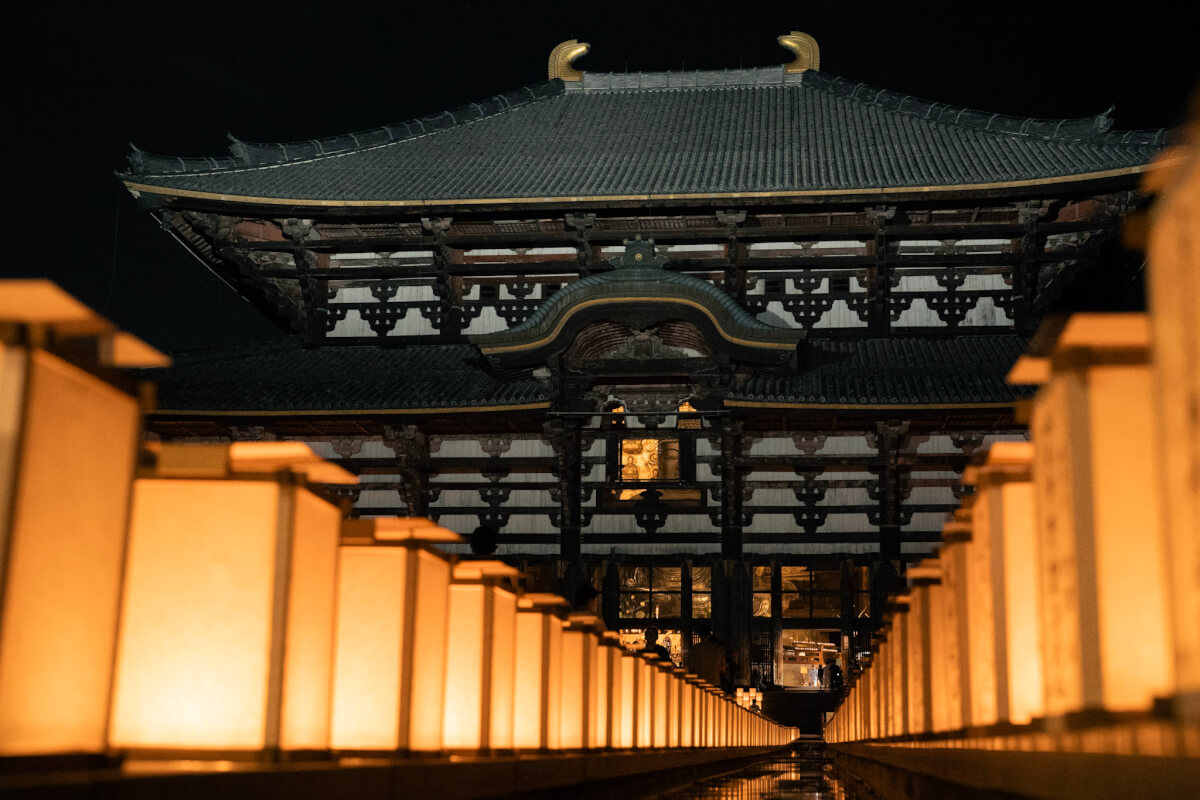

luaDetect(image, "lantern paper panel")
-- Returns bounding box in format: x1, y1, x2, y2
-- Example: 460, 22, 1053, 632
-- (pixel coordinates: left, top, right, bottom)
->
109, 472, 344, 751
514, 596, 565, 750
1029, 316, 1174, 715
442, 560, 518, 750
329, 540, 453, 751
1146, 141, 1200, 713
0, 347, 140, 755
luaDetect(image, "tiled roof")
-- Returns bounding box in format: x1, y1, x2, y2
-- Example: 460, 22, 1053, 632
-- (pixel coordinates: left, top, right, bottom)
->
147, 339, 551, 412
122, 67, 1164, 203
730, 336, 1034, 405
143, 335, 1029, 414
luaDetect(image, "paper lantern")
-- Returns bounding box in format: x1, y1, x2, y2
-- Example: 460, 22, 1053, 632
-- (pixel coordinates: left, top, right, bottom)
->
889, 602, 910, 738
616, 647, 638, 748
514, 593, 566, 750
329, 518, 461, 752
928, 536, 969, 732
108, 442, 352, 753
1145, 141, 1200, 718
0, 282, 166, 756
442, 560, 519, 750
596, 632, 625, 748
558, 614, 602, 749
636, 654, 654, 747
1012, 315, 1173, 715
967, 443, 1044, 725
651, 659, 670, 747
905, 561, 939, 735
682, 676, 702, 747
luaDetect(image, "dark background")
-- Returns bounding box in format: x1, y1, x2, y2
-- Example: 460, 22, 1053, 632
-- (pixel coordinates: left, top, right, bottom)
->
8, 2, 1197, 352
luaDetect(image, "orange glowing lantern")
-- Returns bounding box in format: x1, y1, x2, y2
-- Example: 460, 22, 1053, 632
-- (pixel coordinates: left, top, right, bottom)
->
108, 442, 352, 754
0, 281, 166, 756
442, 559, 519, 750
651, 659, 670, 747
904, 560, 939, 736
514, 593, 567, 750
559, 613, 602, 749
677, 671, 695, 747
892, 601, 910, 738
616, 647, 638, 748
1144, 141, 1200, 718
1011, 314, 1174, 715
929, 533, 970, 732
328, 517, 462, 752
965, 443, 1044, 725
682, 676, 702, 747
636, 654, 655, 747
596, 632, 625, 748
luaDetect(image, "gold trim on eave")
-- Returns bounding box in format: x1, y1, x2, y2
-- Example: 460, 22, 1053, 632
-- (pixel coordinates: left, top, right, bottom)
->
149, 401, 553, 417
122, 164, 1153, 209
724, 399, 1018, 411
477, 296, 797, 354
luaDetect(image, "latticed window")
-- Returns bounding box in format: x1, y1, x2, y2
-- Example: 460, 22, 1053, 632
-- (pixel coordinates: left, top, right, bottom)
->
781, 566, 843, 619
619, 566, 682, 619
691, 565, 712, 618
606, 402, 700, 503
752, 566, 772, 617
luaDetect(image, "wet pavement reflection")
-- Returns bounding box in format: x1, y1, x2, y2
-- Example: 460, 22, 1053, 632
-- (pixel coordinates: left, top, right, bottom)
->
651, 738, 873, 800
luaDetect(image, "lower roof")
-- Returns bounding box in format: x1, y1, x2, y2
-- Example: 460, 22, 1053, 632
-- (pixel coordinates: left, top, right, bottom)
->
143, 335, 1032, 415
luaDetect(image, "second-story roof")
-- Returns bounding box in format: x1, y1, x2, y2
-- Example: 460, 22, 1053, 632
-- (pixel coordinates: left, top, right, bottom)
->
121, 61, 1166, 208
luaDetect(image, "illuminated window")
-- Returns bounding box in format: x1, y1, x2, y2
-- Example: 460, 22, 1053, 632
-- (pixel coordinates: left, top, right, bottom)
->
604, 401, 701, 505
619, 566, 681, 620
676, 401, 702, 430
752, 565, 772, 617
691, 566, 711, 619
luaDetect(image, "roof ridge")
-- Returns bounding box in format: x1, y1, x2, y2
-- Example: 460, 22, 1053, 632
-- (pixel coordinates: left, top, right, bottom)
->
802, 71, 1168, 145
123, 79, 566, 176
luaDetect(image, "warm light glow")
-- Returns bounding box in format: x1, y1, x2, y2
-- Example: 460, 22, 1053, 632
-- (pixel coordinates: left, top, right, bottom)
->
0, 347, 140, 755
1146, 139, 1200, 713
559, 614, 601, 749
442, 560, 518, 750
329, 527, 455, 751
617, 651, 637, 748
636, 656, 653, 747
1030, 316, 1173, 715
514, 594, 565, 750
596, 632, 624, 748
971, 444, 1044, 725
109, 464, 344, 751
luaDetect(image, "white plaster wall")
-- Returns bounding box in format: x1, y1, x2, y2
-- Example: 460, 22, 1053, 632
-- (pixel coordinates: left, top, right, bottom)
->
903, 512, 950, 531
743, 543, 880, 555
812, 298, 868, 329
892, 297, 941, 328
906, 486, 958, 505
962, 296, 1009, 327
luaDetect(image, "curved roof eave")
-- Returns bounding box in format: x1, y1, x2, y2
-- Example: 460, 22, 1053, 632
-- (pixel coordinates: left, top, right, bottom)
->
122, 163, 1155, 211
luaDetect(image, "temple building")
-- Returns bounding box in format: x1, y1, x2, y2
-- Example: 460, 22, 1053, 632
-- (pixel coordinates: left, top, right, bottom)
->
119, 33, 1164, 700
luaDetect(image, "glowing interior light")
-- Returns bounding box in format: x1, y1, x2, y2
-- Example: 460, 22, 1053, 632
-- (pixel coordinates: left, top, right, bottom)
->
108, 442, 354, 752
329, 518, 461, 751
0, 281, 156, 755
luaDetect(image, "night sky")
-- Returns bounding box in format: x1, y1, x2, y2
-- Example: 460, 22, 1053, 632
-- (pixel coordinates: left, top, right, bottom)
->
9, 2, 1197, 353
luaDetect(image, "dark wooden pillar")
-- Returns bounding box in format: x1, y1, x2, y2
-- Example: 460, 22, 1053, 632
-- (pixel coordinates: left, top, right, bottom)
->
545, 418, 582, 561
871, 420, 910, 562
1014, 201, 1047, 336
866, 205, 896, 337
719, 419, 744, 560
